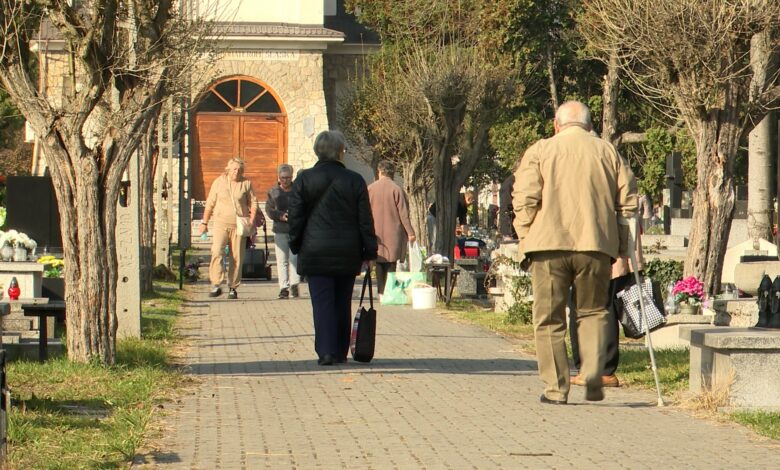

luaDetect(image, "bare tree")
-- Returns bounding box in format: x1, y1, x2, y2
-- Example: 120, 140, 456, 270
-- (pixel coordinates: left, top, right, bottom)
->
581, 0, 780, 294
343, 42, 515, 260
340, 51, 434, 249
404, 44, 515, 259
0, 0, 213, 363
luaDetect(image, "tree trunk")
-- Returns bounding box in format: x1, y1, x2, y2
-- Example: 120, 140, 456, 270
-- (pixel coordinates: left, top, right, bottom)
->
747, 30, 777, 244
470, 183, 480, 228
545, 45, 559, 112
433, 181, 459, 262
138, 126, 158, 293
54, 149, 119, 364
601, 50, 620, 144
747, 112, 775, 243
402, 162, 429, 251
683, 110, 740, 295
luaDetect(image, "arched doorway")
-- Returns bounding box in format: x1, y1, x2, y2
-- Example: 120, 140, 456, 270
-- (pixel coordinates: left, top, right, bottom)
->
192, 76, 287, 202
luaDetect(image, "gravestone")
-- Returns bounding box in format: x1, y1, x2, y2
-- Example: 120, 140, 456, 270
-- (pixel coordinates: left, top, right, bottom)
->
721, 238, 778, 285
5, 176, 62, 251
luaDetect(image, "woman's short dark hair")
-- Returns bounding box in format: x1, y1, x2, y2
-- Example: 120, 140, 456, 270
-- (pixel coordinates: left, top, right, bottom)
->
377, 160, 395, 178
313, 130, 346, 161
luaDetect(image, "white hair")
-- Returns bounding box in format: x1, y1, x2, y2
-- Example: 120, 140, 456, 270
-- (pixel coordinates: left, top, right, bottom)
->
555, 101, 592, 129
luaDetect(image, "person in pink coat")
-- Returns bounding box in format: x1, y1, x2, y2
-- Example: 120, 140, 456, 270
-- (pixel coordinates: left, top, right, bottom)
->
367, 160, 416, 298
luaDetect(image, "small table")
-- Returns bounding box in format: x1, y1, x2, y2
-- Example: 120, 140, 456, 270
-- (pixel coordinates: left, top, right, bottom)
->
427, 264, 460, 305
21, 301, 66, 361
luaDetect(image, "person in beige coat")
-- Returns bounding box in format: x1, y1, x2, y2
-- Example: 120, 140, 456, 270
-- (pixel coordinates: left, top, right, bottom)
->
513, 101, 637, 405
368, 160, 416, 296
199, 157, 258, 299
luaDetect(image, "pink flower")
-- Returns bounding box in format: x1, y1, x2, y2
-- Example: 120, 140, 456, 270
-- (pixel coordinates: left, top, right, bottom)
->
673, 276, 705, 305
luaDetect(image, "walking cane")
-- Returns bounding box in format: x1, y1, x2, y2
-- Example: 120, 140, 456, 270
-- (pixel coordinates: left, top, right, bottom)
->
625, 215, 665, 407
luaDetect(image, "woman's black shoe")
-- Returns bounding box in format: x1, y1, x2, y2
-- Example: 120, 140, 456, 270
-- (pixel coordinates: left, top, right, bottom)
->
318, 354, 336, 366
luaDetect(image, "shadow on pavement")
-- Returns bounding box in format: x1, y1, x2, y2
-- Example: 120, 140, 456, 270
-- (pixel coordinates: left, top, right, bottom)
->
186, 357, 537, 376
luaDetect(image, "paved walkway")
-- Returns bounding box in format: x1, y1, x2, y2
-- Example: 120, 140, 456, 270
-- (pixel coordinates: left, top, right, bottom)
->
137, 279, 780, 469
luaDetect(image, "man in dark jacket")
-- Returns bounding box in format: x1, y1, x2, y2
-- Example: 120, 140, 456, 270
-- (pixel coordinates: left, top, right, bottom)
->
288, 130, 378, 366
499, 173, 518, 240
267, 164, 300, 299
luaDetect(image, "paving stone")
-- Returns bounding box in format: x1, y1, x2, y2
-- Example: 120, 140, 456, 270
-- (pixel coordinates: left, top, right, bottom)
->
135, 280, 780, 469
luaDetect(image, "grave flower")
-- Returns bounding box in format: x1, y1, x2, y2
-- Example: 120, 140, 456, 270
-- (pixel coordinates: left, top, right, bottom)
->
673, 276, 705, 306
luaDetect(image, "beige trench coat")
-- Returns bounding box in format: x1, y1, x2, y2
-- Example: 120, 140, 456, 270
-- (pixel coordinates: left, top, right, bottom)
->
368, 177, 415, 263
512, 125, 637, 260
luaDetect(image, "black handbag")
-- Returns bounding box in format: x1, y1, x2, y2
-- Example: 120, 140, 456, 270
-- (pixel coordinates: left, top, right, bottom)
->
615, 275, 667, 339
350, 269, 377, 363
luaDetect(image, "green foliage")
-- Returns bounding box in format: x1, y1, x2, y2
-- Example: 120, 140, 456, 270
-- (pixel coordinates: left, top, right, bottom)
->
639, 127, 674, 198
618, 347, 689, 394
505, 274, 533, 325
488, 111, 546, 173
442, 299, 536, 339
0, 87, 24, 148
677, 129, 698, 191
644, 258, 684, 298
43, 266, 63, 278
346, 0, 482, 44
624, 126, 700, 199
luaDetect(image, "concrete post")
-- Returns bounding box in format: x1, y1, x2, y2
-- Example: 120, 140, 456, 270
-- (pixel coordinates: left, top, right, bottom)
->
116, 151, 141, 338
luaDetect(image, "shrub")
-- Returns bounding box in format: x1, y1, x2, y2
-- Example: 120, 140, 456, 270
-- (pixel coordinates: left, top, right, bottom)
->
645, 258, 683, 299
505, 273, 533, 325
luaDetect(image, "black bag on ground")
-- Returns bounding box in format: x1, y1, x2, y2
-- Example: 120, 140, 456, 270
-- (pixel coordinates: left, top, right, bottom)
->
350, 270, 376, 363
242, 247, 270, 279
242, 223, 272, 280
614, 276, 666, 339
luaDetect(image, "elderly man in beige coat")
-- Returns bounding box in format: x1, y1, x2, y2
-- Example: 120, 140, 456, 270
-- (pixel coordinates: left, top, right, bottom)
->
368, 160, 416, 298
513, 101, 637, 405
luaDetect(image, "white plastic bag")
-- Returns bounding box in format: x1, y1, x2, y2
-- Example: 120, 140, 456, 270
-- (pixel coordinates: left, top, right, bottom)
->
408, 241, 423, 273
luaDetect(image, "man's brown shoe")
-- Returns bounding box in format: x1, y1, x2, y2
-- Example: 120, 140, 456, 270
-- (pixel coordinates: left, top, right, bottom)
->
570, 374, 620, 387
602, 375, 620, 387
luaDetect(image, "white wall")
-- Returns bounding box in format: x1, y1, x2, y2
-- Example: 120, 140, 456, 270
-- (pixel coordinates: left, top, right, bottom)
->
196, 0, 324, 25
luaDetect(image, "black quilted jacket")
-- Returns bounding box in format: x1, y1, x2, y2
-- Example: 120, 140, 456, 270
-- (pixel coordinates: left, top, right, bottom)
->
288, 160, 377, 275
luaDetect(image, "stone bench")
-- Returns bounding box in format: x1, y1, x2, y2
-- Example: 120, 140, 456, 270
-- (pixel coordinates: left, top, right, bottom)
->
683, 327, 780, 409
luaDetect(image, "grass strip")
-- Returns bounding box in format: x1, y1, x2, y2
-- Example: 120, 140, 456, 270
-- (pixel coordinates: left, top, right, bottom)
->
730, 411, 780, 441
5, 281, 185, 469
440, 300, 689, 394
441, 299, 780, 440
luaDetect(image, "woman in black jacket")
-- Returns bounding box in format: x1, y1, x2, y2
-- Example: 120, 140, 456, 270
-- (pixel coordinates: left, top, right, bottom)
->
288, 130, 378, 365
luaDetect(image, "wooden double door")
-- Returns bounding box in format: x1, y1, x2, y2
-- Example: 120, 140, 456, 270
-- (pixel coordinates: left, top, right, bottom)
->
192, 113, 287, 202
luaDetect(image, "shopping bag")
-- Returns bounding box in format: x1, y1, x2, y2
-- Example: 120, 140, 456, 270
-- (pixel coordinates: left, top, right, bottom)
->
615, 277, 666, 338
381, 272, 426, 305
350, 270, 376, 363
408, 241, 424, 273
396, 259, 409, 272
